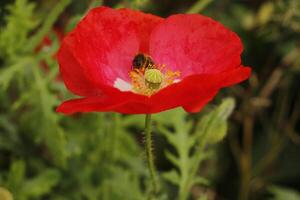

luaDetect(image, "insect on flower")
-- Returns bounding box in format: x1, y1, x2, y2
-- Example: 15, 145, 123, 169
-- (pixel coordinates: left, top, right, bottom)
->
130, 53, 180, 96
56, 6, 251, 114
132, 53, 155, 71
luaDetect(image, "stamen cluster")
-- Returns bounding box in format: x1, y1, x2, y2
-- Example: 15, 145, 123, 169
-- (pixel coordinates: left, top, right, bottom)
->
130, 65, 180, 96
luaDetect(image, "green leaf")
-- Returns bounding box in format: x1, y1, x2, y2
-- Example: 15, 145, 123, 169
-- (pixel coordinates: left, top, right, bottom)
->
25, 0, 71, 52
0, 0, 38, 58
0, 58, 33, 91
163, 170, 180, 185
269, 186, 300, 200
192, 177, 210, 186
165, 150, 180, 168
44, 126, 67, 166
31, 63, 67, 166
6, 160, 25, 193
156, 99, 235, 199
21, 169, 61, 198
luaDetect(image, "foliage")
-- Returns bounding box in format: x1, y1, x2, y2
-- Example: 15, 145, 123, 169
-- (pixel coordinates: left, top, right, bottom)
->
0, 0, 299, 200
0, 0, 147, 199
269, 186, 300, 200
154, 98, 235, 200
0, 0, 38, 59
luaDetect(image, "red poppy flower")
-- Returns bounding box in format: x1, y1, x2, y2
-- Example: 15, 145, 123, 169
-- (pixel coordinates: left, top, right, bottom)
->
56, 6, 251, 114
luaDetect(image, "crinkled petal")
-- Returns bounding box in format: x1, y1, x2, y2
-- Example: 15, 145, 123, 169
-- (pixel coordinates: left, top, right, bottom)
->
118, 8, 163, 53
150, 14, 243, 77
182, 90, 218, 112
57, 32, 102, 96
182, 66, 251, 112
57, 96, 131, 114
70, 6, 163, 86
56, 89, 147, 114
147, 66, 250, 113
57, 66, 251, 114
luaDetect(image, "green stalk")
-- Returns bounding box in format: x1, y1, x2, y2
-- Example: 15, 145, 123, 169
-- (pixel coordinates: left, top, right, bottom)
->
25, 0, 71, 52
186, 0, 213, 14
145, 114, 158, 197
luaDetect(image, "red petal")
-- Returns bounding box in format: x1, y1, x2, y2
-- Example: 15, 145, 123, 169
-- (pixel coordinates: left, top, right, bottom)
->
72, 7, 137, 86
69, 6, 163, 87
150, 14, 243, 77
57, 96, 130, 114
182, 90, 218, 112
147, 66, 250, 113
57, 66, 251, 114
56, 90, 147, 114
182, 66, 251, 112
118, 8, 163, 53
58, 32, 102, 96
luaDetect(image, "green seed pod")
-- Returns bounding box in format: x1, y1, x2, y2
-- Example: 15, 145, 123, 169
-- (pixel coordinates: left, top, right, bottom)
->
144, 69, 163, 89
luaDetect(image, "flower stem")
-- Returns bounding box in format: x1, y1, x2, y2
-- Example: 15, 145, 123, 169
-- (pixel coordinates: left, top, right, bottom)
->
145, 114, 158, 196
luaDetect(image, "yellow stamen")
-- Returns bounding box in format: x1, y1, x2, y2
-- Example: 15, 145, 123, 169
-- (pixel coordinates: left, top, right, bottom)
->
129, 65, 180, 96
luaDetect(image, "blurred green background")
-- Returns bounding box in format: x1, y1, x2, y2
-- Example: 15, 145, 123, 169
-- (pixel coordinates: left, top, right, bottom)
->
0, 0, 300, 199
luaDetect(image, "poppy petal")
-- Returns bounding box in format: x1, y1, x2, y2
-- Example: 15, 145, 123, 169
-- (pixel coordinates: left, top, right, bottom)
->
57, 66, 250, 114
72, 7, 138, 86
56, 90, 148, 114
118, 8, 163, 53
147, 66, 251, 113
57, 32, 102, 96
182, 90, 219, 112
150, 14, 243, 77
69, 6, 163, 87
56, 96, 127, 114
182, 66, 251, 112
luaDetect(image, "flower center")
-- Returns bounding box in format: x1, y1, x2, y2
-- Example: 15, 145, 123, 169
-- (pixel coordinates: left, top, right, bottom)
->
129, 53, 180, 96
145, 69, 163, 89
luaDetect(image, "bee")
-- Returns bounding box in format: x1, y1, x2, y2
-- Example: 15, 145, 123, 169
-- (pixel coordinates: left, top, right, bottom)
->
132, 53, 155, 72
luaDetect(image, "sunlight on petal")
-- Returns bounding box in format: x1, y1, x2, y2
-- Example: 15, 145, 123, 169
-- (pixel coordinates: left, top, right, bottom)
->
114, 78, 132, 91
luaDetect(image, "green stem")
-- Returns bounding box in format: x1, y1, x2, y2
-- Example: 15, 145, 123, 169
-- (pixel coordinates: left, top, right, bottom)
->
186, 0, 213, 14
145, 114, 158, 196
239, 116, 253, 200
26, 0, 71, 52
